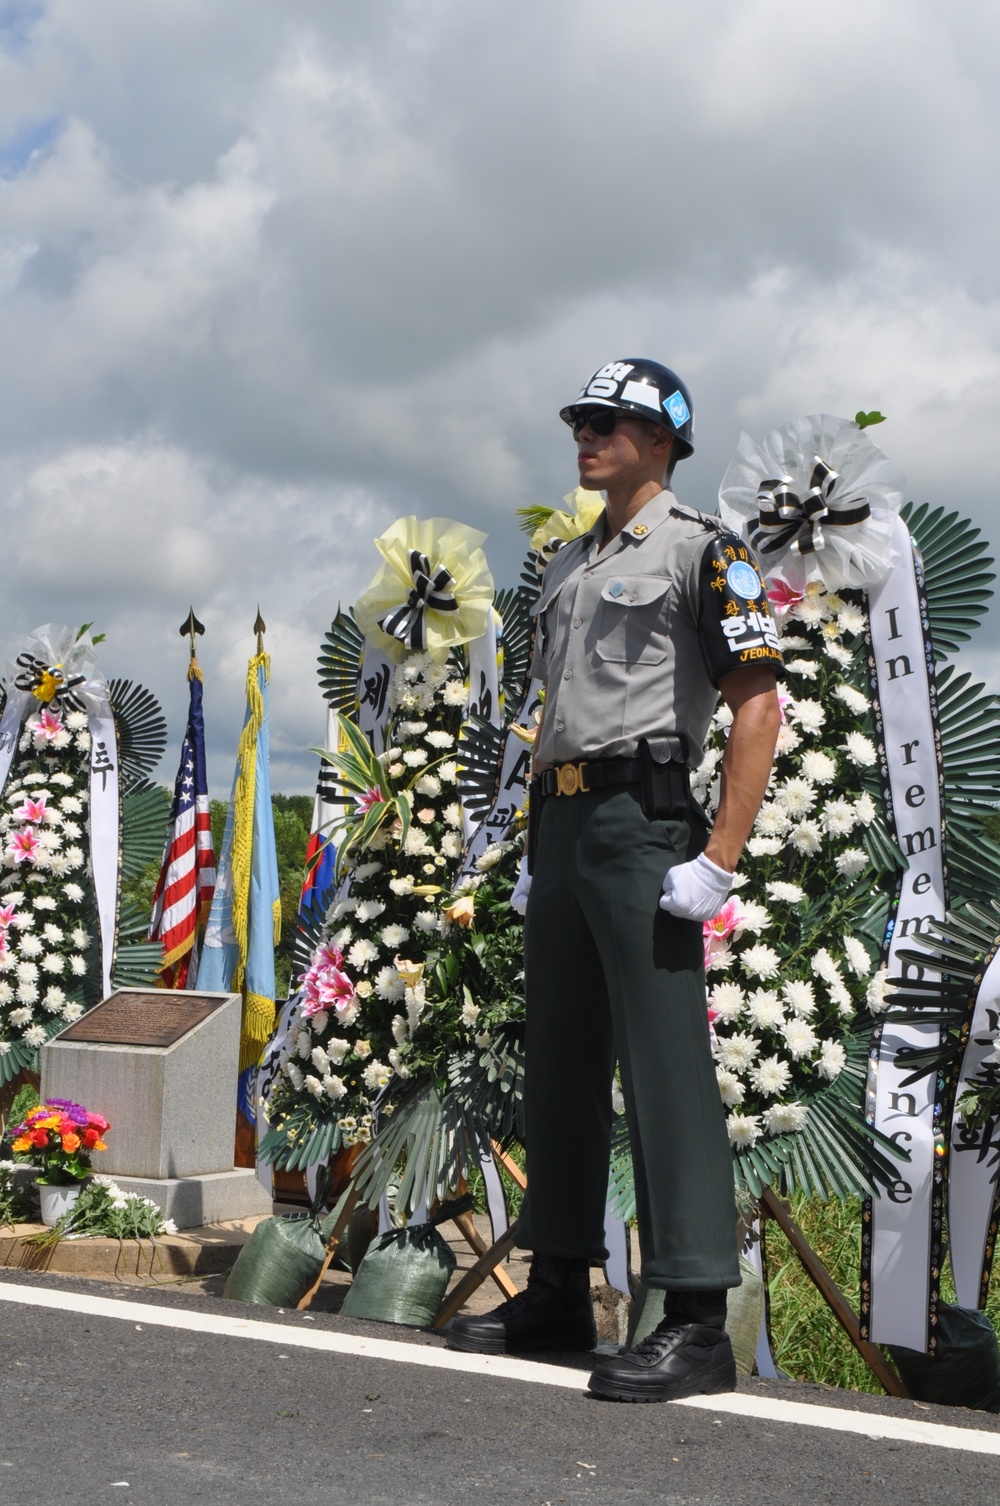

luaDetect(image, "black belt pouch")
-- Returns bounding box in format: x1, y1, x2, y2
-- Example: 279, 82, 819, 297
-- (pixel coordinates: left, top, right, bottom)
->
638, 738, 690, 820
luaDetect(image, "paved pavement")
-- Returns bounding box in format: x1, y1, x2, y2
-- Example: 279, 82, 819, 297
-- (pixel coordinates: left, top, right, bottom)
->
2, 1268, 999, 1506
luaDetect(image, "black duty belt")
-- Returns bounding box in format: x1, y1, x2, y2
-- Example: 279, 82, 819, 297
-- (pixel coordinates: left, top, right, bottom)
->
537, 757, 643, 798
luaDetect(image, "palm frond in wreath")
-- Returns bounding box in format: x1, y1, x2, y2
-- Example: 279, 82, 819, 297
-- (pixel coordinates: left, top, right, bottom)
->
318, 608, 364, 713
493, 587, 536, 707
904, 504, 996, 657
108, 679, 168, 794
120, 780, 171, 882
457, 714, 507, 824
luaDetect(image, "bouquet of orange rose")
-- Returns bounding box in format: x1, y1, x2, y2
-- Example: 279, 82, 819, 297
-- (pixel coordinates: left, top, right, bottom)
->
11, 1099, 109, 1185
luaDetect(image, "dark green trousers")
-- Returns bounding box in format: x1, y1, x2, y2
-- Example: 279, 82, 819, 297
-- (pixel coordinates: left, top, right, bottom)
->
516, 785, 740, 1290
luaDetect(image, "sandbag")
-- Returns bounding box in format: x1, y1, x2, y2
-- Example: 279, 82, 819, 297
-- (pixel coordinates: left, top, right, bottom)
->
223, 1187, 352, 1307
888, 1303, 1000, 1413
340, 1195, 472, 1327
625, 1255, 764, 1375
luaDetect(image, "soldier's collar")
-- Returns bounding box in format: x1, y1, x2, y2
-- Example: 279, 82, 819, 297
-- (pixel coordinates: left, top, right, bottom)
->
620, 488, 677, 543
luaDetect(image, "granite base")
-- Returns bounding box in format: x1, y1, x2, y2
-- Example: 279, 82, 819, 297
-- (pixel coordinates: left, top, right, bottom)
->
108, 1169, 273, 1230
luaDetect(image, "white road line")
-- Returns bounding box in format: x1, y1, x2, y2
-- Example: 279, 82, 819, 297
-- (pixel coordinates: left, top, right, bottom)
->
2, 1279, 999, 1455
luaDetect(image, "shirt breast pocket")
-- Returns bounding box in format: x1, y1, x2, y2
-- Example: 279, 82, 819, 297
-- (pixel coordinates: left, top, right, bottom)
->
594, 576, 671, 664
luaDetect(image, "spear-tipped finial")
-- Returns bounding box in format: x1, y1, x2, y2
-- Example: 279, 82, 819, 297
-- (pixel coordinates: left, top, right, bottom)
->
254, 606, 266, 656
179, 607, 205, 658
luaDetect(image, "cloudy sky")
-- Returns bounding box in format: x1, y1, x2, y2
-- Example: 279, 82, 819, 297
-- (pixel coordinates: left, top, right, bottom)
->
2, 0, 999, 795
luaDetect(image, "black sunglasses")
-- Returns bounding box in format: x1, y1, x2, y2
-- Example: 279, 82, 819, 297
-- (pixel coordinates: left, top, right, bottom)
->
571, 408, 635, 441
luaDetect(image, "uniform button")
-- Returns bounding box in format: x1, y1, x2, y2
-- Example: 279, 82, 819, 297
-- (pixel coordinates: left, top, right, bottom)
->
564, 670, 573, 681
629, 591, 637, 602
555, 719, 564, 731
572, 618, 582, 628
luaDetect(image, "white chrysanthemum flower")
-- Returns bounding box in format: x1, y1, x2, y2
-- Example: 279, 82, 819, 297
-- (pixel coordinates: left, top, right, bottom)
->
425, 730, 455, 749
713, 703, 734, 729
403, 748, 428, 767
286, 1062, 304, 1091
715, 1070, 746, 1107
787, 698, 826, 733
346, 939, 378, 971
328, 926, 352, 950
398, 721, 428, 737
63, 882, 85, 903
763, 1102, 809, 1134
71, 928, 89, 949
740, 943, 781, 980
354, 899, 386, 924
461, 1000, 481, 1028
41, 985, 66, 1012
61, 1001, 84, 1022
9, 1006, 33, 1027
853, 793, 878, 825
825, 641, 854, 668
68, 955, 87, 976
64, 845, 85, 870
843, 936, 873, 977
799, 750, 837, 784
388, 874, 415, 896
60, 821, 82, 840
835, 847, 868, 878
784, 657, 819, 680
745, 990, 785, 1031
352, 862, 383, 882
441, 831, 463, 859
775, 778, 818, 819
774, 723, 802, 755
12, 912, 34, 930
866, 967, 895, 1015
310, 1045, 329, 1074
374, 965, 405, 1002
414, 774, 442, 800
716, 1032, 761, 1072
782, 979, 817, 1017
833, 683, 870, 715
0, 981, 12, 1003
18, 934, 43, 957
304, 1074, 324, 1099
726, 1112, 762, 1148
782, 1018, 819, 1060
438, 760, 459, 783
811, 948, 843, 986
476, 844, 505, 872
442, 802, 463, 829
749, 1055, 792, 1097
705, 942, 735, 972
322, 1074, 348, 1100
708, 982, 745, 1023
822, 798, 857, 837
754, 804, 790, 837
32, 895, 58, 911
766, 880, 805, 904
41, 923, 64, 944
836, 604, 866, 636
41, 953, 66, 974
23, 1024, 46, 1047
729, 870, 749, 890
442, 680, 468, 706
734, 899, 771, 936
842, 732, 878, 768
295, 1028, 313, 1059
380, 923, 409, 948
402, 827, 430, 856
816, 1040, 847, 1081
747, 836, 783, 858
412, 910, 440, 933
789, 820, 823, 855
16, 960, 38, 983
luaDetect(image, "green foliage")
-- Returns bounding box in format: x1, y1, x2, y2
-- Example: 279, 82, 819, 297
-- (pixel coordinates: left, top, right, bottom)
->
854, 411, 886, 429
0, 1162, 37, 1227
24, 1175, 174, 1248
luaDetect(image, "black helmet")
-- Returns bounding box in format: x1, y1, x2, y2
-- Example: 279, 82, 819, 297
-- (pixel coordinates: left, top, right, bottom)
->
560, 358, 695, 459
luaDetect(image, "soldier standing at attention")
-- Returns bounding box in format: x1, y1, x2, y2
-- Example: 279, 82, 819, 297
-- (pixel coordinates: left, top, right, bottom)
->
447, 359, 783, 1402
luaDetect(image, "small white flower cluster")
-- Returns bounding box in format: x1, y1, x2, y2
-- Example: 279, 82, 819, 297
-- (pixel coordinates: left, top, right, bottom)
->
698, 580, 887, 1149
0, 711, 95, 1058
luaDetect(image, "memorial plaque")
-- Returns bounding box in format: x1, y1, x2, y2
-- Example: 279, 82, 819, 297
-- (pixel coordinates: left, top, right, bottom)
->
59, 991, 229, 1049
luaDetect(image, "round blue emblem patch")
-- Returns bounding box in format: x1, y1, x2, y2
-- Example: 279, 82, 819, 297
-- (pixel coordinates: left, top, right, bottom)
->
726, 561, 761, 600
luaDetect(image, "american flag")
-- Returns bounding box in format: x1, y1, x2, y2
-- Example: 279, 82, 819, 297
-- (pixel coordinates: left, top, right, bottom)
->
149, 667, 216, 988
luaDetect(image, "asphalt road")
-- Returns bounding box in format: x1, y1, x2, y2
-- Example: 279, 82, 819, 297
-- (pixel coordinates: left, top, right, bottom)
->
2, 1269, 999, 1506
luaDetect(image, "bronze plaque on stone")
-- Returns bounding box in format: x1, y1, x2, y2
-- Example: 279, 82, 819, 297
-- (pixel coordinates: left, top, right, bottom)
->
58, 991, 229, 1049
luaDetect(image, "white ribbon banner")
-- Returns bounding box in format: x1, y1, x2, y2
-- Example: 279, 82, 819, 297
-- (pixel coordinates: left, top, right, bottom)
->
948, 941, 1000, 1309
88, 701, 121, 1000
864, 515, 947, 1351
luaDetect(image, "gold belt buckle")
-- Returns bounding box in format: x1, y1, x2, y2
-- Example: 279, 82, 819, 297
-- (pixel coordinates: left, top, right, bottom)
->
555, 760, 590, 796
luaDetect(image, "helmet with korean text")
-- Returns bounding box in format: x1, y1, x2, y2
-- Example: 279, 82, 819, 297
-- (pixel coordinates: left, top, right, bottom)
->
560, 358, 695, 458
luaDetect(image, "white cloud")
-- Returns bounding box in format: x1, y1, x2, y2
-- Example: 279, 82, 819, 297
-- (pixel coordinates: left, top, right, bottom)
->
1, 0, 998, 793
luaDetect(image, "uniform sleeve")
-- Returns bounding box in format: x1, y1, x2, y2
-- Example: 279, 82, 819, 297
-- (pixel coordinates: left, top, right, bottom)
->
695, 531, 784, 687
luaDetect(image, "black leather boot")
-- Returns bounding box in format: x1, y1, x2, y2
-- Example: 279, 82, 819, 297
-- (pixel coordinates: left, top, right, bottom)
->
587, 1288, 735, 1403
445, 1254, 596, 1356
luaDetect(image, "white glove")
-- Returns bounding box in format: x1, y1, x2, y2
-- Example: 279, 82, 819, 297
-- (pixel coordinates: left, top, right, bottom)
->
659, 852, 733, 923
510, 856, 532, 916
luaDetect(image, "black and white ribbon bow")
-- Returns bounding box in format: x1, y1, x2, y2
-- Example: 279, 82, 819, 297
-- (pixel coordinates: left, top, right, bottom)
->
379, 549, 459, 651
749, 458, 871, 558
13, 653, 87, 709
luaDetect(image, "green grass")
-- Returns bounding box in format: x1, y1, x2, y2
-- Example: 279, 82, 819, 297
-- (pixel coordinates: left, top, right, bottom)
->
765, 1194, 1000, 1393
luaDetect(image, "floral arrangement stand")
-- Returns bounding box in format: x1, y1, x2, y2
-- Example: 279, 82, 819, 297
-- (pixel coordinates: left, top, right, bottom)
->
40, 988, 271, 1229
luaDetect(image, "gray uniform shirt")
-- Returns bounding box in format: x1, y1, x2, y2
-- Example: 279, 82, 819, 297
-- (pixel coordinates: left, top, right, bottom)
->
532, 488, 782, 768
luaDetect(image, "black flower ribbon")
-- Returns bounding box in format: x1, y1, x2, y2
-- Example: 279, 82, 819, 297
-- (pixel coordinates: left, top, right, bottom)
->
379, 550, 459, 651
13, 653, 87, 709
749, 458, 871, 558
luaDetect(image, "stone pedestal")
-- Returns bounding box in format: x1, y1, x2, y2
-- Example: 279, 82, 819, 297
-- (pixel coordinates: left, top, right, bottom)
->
40, 988, 273, 1229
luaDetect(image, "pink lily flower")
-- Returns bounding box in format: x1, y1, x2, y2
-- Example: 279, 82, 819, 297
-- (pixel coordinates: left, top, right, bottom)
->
12, 797, 48, 825
767, 578, 803, 615
30, 709, 64, 744
356, 786, 387, 814
302, 967, 356, 1017
0, 905, 17, 930
8, 829, 41, 864
703, 898, 744, 970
